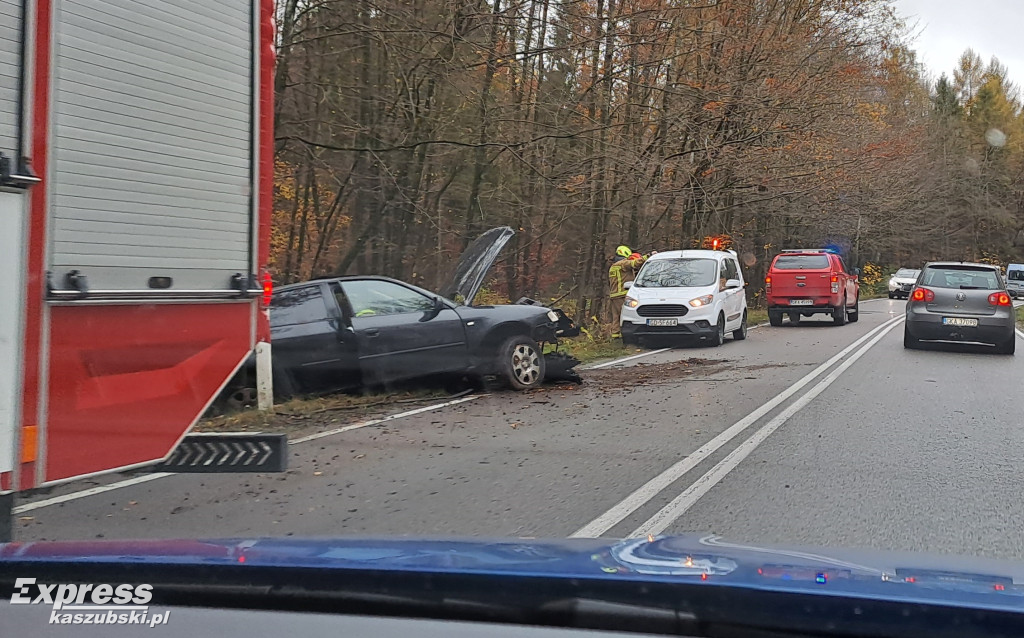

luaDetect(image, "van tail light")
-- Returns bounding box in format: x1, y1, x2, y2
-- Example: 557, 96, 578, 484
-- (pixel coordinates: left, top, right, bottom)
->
911, 287, 934, 303
261, 271, 274, 308
988, 292, 1012, 306
830, 275, 839, 294
765, 275, 772, 294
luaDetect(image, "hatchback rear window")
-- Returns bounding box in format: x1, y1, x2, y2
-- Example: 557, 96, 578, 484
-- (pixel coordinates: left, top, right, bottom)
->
921, 266, 1000, 290
773, 254, 830, 270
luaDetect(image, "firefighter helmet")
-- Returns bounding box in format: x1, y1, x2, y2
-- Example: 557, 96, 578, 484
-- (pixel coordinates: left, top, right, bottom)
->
615, 245, 632, 258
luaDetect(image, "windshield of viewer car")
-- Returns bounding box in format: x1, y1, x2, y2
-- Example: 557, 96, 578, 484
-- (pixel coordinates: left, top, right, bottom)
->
773, 255, 830, 270
634, 258, 717, 288
921, 266, 1000, 290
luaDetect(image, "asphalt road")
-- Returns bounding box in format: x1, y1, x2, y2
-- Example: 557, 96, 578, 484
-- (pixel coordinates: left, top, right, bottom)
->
13, 298, 1024, 562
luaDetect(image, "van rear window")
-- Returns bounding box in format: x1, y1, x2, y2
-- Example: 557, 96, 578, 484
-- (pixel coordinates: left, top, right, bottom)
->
773, 254, 830, 270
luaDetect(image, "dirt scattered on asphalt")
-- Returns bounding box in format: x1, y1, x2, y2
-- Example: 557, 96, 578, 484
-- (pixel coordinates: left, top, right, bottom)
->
584, 357, 731, 389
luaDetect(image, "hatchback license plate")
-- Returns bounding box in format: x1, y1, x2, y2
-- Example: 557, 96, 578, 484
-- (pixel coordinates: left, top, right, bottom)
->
942, 317, 979, 327
789, 299, 813, 306
647, 318, 677, 327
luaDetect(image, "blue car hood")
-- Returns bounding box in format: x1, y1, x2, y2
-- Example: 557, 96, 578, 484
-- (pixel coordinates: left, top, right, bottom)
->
2, 534, 1023, 610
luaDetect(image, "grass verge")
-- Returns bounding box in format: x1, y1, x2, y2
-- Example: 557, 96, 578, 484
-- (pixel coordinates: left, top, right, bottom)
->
1016, 305, 1024, 329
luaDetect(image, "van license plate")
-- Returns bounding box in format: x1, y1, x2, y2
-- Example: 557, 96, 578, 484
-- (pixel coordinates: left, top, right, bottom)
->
647, 319, 677, 327
789, 299, 813, 306
942, 317, 978, 327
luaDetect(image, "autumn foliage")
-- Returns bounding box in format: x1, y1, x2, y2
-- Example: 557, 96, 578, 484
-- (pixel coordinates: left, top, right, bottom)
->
272, 0, 1024, 317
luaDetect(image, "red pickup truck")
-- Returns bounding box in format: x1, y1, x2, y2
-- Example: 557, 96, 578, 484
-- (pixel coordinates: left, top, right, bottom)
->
765, 250, 860, 326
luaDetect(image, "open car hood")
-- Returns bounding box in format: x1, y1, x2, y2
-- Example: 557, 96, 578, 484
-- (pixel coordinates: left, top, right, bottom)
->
440, 227, 515, 305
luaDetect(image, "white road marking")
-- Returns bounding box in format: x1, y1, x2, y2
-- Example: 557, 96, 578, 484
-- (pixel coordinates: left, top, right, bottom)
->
14, 473, 172, 514
570, 315, 902, 538
587, 348, 672, 369
14, 395, 482, 513
630, 317, 903, 537
1016, 328, 1024, 341
587, 317, 768, 370
289, 395, 479, 444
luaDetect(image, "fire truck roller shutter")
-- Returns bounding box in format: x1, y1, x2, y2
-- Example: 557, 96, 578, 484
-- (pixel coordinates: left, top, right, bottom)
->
48, 0, 255, 293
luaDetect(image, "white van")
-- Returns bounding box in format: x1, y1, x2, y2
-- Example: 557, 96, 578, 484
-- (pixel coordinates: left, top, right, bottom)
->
1006, 263, 1024, 298
619, 249, 748, 347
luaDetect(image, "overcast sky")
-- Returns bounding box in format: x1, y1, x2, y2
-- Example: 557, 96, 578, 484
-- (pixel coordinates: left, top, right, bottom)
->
892, 0, 1023, 88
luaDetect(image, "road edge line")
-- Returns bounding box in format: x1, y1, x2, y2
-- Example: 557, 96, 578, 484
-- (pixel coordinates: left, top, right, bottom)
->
569, 315, 901, 538
14, 396, 482, 513
587, 348, 672, 369
289, 395, 480, 444
630, 318, 904, 537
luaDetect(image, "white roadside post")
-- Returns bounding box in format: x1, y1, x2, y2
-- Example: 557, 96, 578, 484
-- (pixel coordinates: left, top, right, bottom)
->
256, 340, 273, 411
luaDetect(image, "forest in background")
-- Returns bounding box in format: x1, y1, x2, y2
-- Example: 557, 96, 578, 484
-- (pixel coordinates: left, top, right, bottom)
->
271, 0, 1024, 322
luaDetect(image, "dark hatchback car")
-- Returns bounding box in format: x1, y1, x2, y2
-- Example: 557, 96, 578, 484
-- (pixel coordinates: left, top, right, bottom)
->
216, 228, 579, 409
904, 262, 1015, 354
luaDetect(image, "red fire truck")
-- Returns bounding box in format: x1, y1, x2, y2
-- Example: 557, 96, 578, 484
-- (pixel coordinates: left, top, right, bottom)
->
0, 0, 276, 535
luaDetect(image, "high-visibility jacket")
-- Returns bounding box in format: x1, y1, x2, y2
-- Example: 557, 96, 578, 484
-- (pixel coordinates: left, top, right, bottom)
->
608, 255, 647, 299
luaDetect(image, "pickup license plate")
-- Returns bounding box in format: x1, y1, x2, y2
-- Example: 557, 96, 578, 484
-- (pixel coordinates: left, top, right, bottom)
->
789, 299, 813, 306
942, 317, 979, 327
647, 318, 677, 327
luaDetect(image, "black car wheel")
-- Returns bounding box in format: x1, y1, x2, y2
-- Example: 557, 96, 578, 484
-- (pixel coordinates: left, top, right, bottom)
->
497, 336, 546, 390
832, 299, 847, 326
848, 296, 860, 322
888, 292, 895, 299
997, 336, 1016, 355
788, 312, 801, 325
769, 310, 783, 327
733, 310, 748, 340
711, 314, 726, 346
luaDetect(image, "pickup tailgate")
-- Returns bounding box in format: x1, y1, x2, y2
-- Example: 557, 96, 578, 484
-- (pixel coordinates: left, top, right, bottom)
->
770, 254, 833, 303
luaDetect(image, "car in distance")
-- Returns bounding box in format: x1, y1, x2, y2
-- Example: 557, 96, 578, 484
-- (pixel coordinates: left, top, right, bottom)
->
887, 268, 921, 299
765, 249, 860, 326
619, 249, 748, 347
904, 262, 1015, 354
1005, 263, 1024, 298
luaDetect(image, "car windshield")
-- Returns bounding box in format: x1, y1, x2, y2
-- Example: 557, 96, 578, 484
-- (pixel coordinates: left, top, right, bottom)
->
1008, 269, 1024, 281
921, 266, 1001, 290
773, 254, 830, 270
894, 269, 919, 278
634, 258, 717, 287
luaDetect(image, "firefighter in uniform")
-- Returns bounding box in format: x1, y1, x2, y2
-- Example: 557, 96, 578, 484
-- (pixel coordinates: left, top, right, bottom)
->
607, 245, 652, 335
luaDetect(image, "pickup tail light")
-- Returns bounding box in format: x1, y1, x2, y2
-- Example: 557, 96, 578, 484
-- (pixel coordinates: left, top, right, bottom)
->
765, 275, 772, 294
988, 292, 1012, 306
911, 287, 934, 303
830, 275, 839, 294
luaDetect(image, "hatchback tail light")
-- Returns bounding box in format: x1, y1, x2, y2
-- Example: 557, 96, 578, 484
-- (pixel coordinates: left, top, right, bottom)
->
988, 292, 1012, 306
911, 287, 934, 303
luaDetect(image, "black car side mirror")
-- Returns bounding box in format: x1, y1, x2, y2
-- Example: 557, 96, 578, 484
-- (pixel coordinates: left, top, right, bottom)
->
421, 296, 444, 321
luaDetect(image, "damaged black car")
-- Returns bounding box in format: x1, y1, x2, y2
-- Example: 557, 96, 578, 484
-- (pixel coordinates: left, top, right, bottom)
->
215, 227, 580, 411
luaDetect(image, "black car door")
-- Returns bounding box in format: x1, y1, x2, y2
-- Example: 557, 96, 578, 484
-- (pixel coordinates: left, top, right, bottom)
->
270, 283, 359, 393
339, 279, 469, 384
